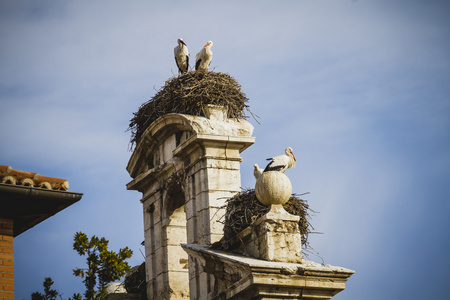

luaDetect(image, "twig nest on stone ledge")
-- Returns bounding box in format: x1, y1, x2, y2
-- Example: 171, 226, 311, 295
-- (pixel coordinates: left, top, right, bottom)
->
255, 171, 292, 206
128, 71, 250, 147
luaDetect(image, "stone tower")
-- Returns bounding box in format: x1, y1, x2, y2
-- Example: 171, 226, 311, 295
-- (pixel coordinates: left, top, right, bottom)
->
126, 105, 255, 299
126, 75, 354, 299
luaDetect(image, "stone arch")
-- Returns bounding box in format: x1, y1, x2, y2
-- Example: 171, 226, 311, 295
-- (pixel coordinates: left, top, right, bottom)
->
162, 177, 189, 299
165, 177, 185, 218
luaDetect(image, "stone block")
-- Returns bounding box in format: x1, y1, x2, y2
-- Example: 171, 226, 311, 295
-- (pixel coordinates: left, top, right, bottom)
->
195, 191, 209, 213
225, 147, 241, 159
197, 169, 209, 193
151, 200, 162, 224
188, 256, 199, 280
255, 217, 302, 263
155, 272, 167, 296
145, 255, 153, 281
146, 281, 154, 300
143, 211, 151, 232
147, 278, 155, 299
203, 146, 226, 158
144, 228, 153, 255
188, 170, 202, 195
167, 270, 190, 299
142, 182, 161, 199
185, 154, 205, 173
208, 207, 226, 235
198, 270, 210, 297
198, 190, 237, 208
153, 223, 163, 252
186, 217, 198, 243
229, 206, 303, 263
155, 247, 168, 277
205, 158, 241, 170
167, 245, 189, 271
162, 134, 176, 163
167, 211, 186, 227
196, 208, 211, 236
184, 199, 196, 221
203, 144, 242, 160
166, 225, 187, 245
206, 168, 241, 191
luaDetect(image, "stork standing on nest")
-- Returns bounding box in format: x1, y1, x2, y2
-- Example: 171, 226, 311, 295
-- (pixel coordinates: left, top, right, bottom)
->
195, 40, 213, 71
264, 147, 296, 173
174, 38, 189, 74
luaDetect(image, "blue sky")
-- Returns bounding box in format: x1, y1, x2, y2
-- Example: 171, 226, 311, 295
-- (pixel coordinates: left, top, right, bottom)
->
1, 1, 449, 299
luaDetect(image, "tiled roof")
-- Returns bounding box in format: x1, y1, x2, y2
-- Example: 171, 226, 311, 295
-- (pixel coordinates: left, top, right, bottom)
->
0, 165, 69, 191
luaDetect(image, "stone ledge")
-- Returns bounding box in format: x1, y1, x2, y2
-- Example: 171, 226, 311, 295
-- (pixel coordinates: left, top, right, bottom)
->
182, 243, 354, 300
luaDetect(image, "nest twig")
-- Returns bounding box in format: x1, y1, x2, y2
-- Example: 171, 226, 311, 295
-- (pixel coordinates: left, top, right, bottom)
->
218, 189, 316, 251
128, 71, 251, 147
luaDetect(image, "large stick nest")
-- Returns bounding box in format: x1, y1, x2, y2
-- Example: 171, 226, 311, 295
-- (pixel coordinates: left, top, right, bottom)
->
128, 71, 250, 147
218, 189, 315, 251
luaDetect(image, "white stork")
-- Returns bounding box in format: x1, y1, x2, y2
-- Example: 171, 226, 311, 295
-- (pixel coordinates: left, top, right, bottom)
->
264, 147, 296, 173
174, 38, 189, 74
195, 41, 213, 71
253, 164, 263, 180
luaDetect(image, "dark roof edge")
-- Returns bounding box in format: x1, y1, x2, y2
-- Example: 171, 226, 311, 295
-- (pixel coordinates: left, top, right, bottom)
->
0, 183, 83, 236
0, 182, 83, 201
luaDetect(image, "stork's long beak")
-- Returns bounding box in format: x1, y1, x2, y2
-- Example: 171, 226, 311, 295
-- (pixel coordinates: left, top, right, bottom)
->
291, 151, 296, 161
204, 42, 209, 47
181, 41, 187, 46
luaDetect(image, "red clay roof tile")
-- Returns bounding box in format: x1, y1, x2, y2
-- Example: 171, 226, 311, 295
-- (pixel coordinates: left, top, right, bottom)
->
0, 165, 69, 191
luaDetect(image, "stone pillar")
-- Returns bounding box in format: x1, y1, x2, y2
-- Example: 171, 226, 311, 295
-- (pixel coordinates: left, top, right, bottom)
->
127, 106, 254, 299
234, 205, 303, 263
0, 218, 14, 300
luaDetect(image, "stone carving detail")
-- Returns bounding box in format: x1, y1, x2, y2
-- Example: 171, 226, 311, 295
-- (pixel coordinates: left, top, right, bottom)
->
255, 171, 292, 206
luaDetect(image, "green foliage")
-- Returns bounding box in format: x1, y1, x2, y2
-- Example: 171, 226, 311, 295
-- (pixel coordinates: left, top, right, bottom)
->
72, 231, 133, 300
69, 293, 83, 300
31, 277, 59, 300
31, 232, 133, 300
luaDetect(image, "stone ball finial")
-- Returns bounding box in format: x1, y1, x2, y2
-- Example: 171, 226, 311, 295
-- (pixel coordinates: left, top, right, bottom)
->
255, 171, 292, 206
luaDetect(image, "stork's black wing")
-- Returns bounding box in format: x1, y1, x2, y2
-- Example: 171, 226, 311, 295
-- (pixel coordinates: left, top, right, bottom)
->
264, 162, 285, 172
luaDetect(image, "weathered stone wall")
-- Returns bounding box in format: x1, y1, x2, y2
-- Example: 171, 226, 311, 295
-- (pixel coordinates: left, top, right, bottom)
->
127, 106, 254, 299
